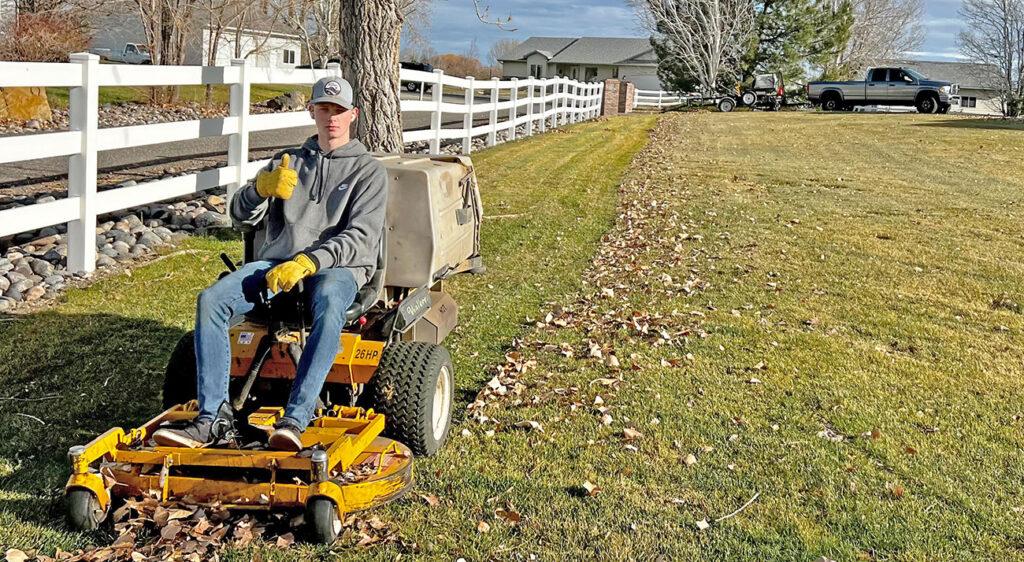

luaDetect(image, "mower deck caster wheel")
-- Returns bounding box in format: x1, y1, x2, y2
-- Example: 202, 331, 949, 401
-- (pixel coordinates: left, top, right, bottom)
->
307, 497, 342, 544
66, 489, 106, 531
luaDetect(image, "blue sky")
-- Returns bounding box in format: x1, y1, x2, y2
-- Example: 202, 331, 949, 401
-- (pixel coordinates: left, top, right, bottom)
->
420, 0, 967, 63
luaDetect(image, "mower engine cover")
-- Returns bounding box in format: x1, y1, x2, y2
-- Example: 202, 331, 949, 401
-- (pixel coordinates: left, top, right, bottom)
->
377, 154, 483, 288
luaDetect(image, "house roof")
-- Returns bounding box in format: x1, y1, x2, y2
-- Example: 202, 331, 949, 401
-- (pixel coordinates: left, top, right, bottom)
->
888, 59, 1002, 91
500, 37, 577, 61
501, 36, 656, 66
550, 37, 655, 65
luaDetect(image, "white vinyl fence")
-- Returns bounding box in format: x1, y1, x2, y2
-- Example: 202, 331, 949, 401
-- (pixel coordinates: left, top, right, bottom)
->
0, 54, 604, 274
634, 89, 689, 109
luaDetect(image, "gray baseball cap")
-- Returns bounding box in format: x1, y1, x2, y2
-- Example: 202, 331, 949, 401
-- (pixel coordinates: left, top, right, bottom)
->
310, 76, 354, 109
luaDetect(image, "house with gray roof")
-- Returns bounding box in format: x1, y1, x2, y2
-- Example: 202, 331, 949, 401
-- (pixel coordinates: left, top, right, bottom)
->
500, 36, 663, 90
887, 60, 1003, 116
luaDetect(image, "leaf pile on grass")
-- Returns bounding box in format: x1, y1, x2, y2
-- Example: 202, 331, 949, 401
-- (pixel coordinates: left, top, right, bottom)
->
4, 495, 411, 562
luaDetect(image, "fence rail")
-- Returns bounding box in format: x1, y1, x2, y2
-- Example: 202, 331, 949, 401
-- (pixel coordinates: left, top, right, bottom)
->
0, 54, 604, 273
634, 88, 692, 109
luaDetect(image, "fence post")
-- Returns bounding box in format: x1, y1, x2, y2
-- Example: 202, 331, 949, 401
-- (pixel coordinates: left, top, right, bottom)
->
228, 58, 251, 201
658, 90, 663, 109
487, 77, 499, 147
509, 78, 518, 140
66, 52, 100, 274
463, 76, 475, 154
525, 78, 535, 136
430, 69, 444, 154
551, 78, 560, 129
539, 79, 548, 133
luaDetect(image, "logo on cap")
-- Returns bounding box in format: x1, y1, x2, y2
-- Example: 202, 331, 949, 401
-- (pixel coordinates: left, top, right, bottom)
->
324, 81, 342, 96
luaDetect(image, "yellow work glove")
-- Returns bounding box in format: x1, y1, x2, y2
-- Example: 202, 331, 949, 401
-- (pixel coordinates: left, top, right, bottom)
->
255, 153, 298, 199
265, 254, 318, 293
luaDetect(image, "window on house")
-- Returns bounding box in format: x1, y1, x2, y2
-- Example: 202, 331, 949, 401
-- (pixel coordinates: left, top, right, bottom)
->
283, 49, 296, 64
585, 67, 598, 81
531, 65, 542, 78
612, 67, 619, 79
962, 96, 977, 108
572, 68, 578, 79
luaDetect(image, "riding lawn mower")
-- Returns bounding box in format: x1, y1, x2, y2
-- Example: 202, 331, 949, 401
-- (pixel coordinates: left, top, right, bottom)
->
63, 153, 483, 544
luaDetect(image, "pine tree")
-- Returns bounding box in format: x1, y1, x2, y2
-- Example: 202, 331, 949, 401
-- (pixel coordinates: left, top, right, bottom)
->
741, 0, 853, 84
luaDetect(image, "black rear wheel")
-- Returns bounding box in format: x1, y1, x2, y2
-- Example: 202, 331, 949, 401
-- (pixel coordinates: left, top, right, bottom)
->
163, 331, 198, 409
366, 342, 454, 456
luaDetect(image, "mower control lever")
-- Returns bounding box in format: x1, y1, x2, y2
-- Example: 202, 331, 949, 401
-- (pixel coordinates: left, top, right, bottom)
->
220, 253, 237, 272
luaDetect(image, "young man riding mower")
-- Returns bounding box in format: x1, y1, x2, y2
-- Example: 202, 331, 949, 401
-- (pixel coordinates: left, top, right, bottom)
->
152, 76, 386, 452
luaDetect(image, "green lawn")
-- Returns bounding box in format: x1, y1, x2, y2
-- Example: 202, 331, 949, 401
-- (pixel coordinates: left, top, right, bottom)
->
0, 114, 657, 558
2, 111, 1023, 560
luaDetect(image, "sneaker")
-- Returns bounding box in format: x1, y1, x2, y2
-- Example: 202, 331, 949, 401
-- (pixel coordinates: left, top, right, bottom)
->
152, 403, 235, 448
152, 418, 213, 448
268, 419, 304, 451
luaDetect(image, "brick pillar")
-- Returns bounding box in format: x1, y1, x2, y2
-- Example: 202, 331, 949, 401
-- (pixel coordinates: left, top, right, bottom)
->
601, 79, 621, 116
623, 82, 636, 114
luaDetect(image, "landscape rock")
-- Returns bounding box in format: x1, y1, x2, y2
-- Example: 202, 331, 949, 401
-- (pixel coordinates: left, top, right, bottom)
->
137, 231, 164, 247
31, 259, 54, 277
111, 241, 132, 255
24, 285, 46, 301
195, 211, 229, 229
96, 255, 117, 267
3, 287, 22, 302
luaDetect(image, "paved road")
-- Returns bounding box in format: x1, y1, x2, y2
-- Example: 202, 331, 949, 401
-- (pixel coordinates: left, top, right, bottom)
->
0, 92, 531, 187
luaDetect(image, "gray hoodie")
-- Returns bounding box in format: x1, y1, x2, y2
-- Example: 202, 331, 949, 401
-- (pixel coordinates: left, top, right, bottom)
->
229, 137, 387, 287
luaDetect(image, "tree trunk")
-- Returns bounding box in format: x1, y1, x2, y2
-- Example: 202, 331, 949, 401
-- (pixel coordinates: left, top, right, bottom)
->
338, 0, 404, 153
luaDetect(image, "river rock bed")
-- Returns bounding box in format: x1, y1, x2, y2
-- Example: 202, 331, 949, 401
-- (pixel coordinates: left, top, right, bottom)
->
0, 192, 229, 312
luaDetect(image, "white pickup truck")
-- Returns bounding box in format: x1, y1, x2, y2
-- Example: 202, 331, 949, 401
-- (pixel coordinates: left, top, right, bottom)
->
807, 67, 958, 114
90, 43, 151, 65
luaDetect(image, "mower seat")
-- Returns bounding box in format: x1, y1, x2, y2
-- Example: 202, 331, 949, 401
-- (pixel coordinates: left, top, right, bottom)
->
243, 230, 386, 328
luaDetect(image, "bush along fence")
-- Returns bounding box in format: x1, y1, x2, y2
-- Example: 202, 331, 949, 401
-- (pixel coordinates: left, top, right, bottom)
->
0, 54, 606, 282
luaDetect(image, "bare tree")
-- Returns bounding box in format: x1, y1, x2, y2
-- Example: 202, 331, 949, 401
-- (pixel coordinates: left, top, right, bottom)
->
338, 0, 512, 152
487, 37, 518, 66
824, 0, 923, 75
633, 0, 755, 94
959, 0, 1024, 115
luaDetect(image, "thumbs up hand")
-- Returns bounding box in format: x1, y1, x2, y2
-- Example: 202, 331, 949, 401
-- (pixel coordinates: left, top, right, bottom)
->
255, 153, 299, 200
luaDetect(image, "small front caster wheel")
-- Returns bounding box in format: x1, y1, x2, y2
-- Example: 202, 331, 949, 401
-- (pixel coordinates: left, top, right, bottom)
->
307, 497, 342, 544
66, 489, 107, 531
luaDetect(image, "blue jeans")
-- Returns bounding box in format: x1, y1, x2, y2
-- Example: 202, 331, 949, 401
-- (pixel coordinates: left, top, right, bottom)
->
194, 260, 358, 427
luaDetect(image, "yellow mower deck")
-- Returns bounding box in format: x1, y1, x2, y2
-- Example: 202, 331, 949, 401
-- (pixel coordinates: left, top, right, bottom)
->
65, 402, 413, 522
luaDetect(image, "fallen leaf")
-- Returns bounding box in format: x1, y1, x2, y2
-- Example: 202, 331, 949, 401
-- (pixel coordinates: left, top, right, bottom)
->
695, 519, 711, 530
623, 427, 643, 441
276, 532, 295, 548
515, 420, 544, 433
684, 453, 698, 466
160, 521, 182, 541
476, 520, 491, 533
420, 494, 440, 507
582, 480, 602, 497
495, 508, 522, 525
5, 549, 28, 562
